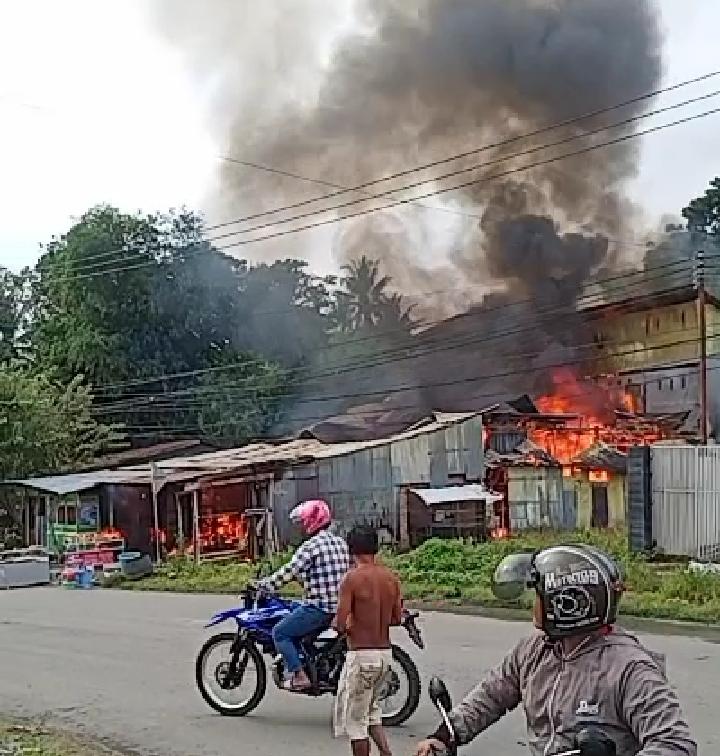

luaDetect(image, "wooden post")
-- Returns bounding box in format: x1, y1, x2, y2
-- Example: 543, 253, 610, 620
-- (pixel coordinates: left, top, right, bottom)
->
399, 487, 410, 551
150, 463, 160, 563
192, 489, 200, 564
267, 483, 275, 559
696, 250, 708, 444
175, 494, 184, 553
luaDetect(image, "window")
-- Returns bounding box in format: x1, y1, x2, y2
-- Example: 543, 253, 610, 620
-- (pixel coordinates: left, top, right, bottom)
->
655, 317, 660, 331
681, 309, 686, 327
645, 317, 651, 335
658, 380, 663, 391
669, 378, 674, 391
681, 376, 687, 390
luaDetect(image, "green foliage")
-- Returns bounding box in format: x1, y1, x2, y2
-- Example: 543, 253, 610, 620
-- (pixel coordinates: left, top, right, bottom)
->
115, 530, 720, 624
0, 369, 124, 478
25, 206, 299, 446
335, 255, 414, 333
683, 176, 720, 235
191, 352, 286, 443
0, 267, 28, 366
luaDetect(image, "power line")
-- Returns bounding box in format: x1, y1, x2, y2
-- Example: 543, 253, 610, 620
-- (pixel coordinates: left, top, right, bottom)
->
39, 69, 720, 275
209, 89, 720, 244
210, 69, 720, 231
89, 260, 696, 398
93, 321, 709, 417
218, 156, 486, 223
100, 335, 720, 438
91, 271, 700, 413
45, 104, 720, 285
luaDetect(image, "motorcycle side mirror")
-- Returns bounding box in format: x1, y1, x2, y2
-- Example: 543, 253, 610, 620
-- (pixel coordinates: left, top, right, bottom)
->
428, 676, 452, 713
491, 552, 534, 601
574, 727, 617, 756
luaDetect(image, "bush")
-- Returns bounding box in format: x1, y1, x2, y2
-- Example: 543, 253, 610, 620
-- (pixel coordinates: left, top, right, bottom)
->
111, 529, 720, 624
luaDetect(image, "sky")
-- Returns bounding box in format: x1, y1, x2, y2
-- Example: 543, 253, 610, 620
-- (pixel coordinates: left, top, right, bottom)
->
1, 0, 719, 274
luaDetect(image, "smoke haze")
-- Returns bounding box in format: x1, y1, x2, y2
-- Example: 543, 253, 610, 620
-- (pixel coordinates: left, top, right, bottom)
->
150, 0, 661, 308
148, 0, 666, 426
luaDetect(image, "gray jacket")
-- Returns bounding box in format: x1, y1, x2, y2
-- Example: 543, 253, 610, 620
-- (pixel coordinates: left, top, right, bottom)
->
447, 628, 696, 756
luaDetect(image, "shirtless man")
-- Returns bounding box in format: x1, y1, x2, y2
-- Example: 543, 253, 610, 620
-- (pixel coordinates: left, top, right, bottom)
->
332, 526, 402, 756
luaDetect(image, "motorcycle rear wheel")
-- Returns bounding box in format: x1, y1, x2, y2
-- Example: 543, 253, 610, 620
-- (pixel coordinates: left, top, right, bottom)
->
196, 632, 267, 716
381, 645, 421, 727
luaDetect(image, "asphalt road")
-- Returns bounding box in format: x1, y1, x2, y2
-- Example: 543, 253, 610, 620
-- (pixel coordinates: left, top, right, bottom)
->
0, 588, 717, 756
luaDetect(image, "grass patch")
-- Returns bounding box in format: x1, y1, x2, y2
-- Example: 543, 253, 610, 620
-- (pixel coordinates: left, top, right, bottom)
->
0, 721, 121, 756
110, 530, 720, 624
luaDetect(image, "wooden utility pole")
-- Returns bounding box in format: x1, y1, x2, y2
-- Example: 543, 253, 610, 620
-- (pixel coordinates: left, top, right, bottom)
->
696, 250, 708, 444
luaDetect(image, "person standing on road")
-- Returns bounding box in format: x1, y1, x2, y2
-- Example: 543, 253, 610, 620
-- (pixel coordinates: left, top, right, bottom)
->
258, 499, 350, 691
332, 525, 402, 756
414, 544, 697, 756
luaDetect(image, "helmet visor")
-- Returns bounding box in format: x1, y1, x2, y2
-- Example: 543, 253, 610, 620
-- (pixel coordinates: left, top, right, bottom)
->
492, 552, 534, 601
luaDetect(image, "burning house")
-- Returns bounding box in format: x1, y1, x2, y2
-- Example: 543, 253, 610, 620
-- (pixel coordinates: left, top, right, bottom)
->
482, 389, 687, 534
2, 411, 490, 558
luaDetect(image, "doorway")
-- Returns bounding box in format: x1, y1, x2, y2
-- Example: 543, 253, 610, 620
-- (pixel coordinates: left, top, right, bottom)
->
591, 485, 609, 528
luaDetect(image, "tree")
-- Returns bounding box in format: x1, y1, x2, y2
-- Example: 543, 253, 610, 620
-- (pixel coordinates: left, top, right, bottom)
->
28, 206, 324, 445
191, 351, 286, 443
233, 259, 336, 366
0, 267, 25, 366
0, 370, 124, 479
31, 205, 210, 387
335, 255, 414, 333
683, 177, 720, 235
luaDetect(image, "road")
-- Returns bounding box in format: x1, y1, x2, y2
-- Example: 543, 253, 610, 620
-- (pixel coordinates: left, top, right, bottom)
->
0, 588, 717, 756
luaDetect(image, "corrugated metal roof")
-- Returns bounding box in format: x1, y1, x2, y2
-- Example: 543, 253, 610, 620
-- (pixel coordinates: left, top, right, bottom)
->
572, 442, 627, 473
8, 469, 153, 495
122, 411, 479, 476
410, 485, 502, 505
6, 411, 483, 494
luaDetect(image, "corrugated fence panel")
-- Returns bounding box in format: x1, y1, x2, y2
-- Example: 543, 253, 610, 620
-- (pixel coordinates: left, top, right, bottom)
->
507, 468, 563, 531
697, 446, 720, 560
627, 447, 652, 552
390, 434, 432, 485
651, 445, 720, 558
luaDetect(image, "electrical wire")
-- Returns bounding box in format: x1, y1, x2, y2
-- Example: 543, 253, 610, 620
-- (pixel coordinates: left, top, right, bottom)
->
39, 69, 720, 276
45, 104, 720, 285
89, 260, 697, 400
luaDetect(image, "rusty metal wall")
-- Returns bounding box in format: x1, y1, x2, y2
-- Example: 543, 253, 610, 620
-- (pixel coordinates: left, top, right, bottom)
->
651, 445, 720, 559
272, 415, 484, 544
507, 467, 564, 531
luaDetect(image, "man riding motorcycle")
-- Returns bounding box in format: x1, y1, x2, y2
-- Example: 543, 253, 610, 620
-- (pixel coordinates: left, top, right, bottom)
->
257, 499, 350, 691
415, 544, 697, 756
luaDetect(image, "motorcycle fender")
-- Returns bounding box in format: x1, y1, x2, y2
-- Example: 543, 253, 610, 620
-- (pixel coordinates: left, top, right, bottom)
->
204, 608, 244, 628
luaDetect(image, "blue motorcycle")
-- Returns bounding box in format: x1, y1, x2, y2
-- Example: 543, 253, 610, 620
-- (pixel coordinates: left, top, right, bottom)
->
195, 583, 423, 725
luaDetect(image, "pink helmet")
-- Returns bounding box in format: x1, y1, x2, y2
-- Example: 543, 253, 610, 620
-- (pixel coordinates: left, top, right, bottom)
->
290, 499, 332, 535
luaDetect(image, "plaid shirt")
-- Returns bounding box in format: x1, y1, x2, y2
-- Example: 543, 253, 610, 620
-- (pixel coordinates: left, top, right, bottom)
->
261, 529, 350, 614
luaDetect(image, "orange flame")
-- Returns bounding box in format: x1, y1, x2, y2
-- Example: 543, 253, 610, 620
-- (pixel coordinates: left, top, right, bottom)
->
529, 369, 661, 464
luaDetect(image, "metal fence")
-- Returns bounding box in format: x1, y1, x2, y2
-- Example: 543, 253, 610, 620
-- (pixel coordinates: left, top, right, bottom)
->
650, 445, 720, 559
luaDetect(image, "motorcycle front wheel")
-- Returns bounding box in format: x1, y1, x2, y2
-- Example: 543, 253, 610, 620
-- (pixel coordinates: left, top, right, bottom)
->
380, 645, 421, 727
196, 632, 267, 716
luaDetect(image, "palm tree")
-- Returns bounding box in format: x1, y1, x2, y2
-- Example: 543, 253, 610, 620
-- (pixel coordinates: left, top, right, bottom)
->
338, 256, 414, 332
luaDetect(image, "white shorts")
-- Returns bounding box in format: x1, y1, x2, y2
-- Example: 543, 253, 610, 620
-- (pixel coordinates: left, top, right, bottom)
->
333, 649, 394, 741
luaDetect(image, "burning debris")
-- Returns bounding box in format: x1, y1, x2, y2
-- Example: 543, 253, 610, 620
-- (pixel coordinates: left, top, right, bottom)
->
485, 376, 686, 467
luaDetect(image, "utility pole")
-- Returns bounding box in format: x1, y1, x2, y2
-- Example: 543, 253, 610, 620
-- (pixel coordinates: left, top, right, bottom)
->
695, 250, 708, 444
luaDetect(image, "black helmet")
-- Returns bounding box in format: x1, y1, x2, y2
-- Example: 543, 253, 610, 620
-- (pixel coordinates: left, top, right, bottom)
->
492, 544, 623, 641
